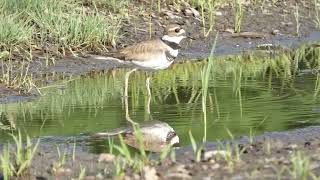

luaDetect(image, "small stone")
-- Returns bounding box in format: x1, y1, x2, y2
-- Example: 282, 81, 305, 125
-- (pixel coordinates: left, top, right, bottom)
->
272, 29, 280, 35
55, 167, 72, 175
310, 162, 320, 170
160, 10, 182, 20
98, 153, 115, 163
96, 173, 104, 179
133, 173, 140, 180
84, 176, 96, 180
208, 159, 215, 164
304, 141, 311, 147
262, 9, 272, 15
65, 168, 72, 173
202, 165, 208, 170
203, 151, 215, 161
143, 166, 159, 180
210, 163, 220, 170
183, 7, 200, 18
183, 8, 193, 16
281, 22, 293, 26
289, 144, 298, 149
225, 28, 234, 34
214, 11, 223, 16
189, 7, 200, 18
165, 173, 192, 180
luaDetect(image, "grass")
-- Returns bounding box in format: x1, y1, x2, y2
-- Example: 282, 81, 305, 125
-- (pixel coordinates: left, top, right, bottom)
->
314, 73, 320, 98
78, 166, 86, 180
0, 0, 123, 51
199, 0, 219, 37
111, 126, 150, 176
289, 151, 311, 180
200, 33, 218, 142
189, 130, 202, 162
0, 145, 13, 180
234, 0, 243, 33
53, 146, 67, 174
315, 0, 320, 29
294, 3, 300, 36
0, 0, 125, 89
0, 14, 33, 47
0, 131, 39, 179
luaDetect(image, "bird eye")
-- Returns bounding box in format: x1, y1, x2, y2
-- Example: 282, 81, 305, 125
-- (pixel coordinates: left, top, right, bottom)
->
175, 28, 180, 33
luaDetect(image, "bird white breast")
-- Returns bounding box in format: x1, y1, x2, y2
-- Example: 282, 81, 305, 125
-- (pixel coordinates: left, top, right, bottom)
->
169, 49, 179, 57
132, 52, 174, 70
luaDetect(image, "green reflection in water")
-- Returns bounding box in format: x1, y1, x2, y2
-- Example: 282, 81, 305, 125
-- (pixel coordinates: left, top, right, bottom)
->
1, 45, 320, 153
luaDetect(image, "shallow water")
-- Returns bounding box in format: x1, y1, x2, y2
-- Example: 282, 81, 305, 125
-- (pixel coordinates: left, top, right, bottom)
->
0, 57, 320, 153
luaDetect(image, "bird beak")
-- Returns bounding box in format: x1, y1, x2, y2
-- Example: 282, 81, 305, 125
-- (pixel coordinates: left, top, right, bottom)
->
179, 30, 194, 40
186, 31, 195, 39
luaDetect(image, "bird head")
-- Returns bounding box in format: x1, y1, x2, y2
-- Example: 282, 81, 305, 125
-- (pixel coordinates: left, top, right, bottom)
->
162, 24, 188, 44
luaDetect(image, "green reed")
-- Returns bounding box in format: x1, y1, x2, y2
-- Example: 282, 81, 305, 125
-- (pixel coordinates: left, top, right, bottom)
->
0, 131, 39, 179
234, 0, 243, 33
201, 34, 218, 142
315, 0, 320, 29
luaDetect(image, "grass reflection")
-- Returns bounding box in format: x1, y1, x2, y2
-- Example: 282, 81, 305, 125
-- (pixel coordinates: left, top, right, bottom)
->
1, 44, 320, 145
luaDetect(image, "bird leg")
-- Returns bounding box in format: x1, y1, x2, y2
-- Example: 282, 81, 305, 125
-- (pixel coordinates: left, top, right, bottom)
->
124, 68, 137, 125
146, 77, 152, 117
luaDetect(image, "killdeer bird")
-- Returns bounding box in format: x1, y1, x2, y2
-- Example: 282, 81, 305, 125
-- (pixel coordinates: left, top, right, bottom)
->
87, 24, 189, 123
92, 24, 187, 70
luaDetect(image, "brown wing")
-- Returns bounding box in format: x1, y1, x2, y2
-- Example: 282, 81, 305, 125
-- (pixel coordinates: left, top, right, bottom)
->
119, 39, 168, 61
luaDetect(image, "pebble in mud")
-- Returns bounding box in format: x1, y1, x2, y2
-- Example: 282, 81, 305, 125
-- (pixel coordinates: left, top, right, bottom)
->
202, 151, 216, 161
165, 164, 192, 180
272, 29, 280, 35
98, 153, 115, 162
210, 163, 220, 170
84, 176, 95, 180
143, 166, 159, 180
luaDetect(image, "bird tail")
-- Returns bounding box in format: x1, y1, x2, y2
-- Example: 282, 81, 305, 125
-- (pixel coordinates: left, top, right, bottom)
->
83, 54, 125, 64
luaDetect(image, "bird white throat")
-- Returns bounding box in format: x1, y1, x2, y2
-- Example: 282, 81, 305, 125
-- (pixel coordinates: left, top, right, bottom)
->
162, 34, 186, 45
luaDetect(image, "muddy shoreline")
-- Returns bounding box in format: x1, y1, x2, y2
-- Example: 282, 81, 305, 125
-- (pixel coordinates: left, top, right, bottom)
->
1, 125, 318, 179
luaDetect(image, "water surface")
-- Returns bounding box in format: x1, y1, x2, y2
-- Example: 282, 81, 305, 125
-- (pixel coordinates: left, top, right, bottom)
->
0, 57, 319, 152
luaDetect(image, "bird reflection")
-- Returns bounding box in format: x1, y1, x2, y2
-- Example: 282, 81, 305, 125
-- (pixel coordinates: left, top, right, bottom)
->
92, 71, 179, 152
93, 120, 179, 152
